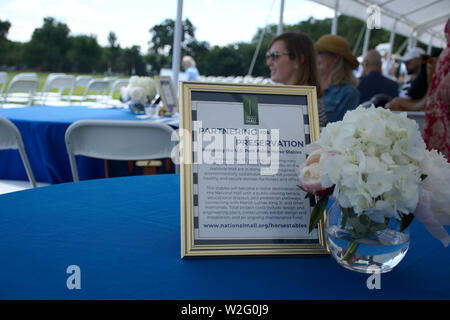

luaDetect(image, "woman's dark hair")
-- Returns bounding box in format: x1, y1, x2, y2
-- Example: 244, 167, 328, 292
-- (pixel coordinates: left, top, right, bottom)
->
268, 31, 322, 97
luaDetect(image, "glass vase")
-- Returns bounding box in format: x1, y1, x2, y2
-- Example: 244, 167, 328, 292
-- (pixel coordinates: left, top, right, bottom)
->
325, 204, 410, 273
128, 102, 146, 114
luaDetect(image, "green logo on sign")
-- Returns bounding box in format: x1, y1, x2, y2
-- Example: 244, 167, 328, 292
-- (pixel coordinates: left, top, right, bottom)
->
243, 96, 259, 125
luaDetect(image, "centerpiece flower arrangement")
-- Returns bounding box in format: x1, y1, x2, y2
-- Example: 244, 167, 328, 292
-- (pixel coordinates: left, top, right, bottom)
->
120, 76, 157, 114
298, 105, 450, 273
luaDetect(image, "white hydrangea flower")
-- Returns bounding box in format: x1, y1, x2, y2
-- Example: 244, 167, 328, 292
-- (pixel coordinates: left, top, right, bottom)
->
129, 87, 147, 105
414, 149, 450, 246
121, 76, 157, 105
317, 105, 425, 219
300, 105, 450, 247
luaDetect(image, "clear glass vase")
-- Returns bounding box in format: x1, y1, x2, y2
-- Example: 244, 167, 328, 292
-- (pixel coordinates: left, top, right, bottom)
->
325, 204, 410, 273
128, 102, 146, 114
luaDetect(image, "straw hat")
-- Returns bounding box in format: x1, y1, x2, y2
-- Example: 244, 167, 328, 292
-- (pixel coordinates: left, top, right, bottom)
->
315, 34, 359, 69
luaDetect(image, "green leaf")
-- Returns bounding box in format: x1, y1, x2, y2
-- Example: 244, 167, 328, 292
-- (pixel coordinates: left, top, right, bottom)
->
359, 215, 370, 226
308, 196, 328, 233
340, 207, 354, 228
342, 241, 360, 261
297, 185, 313, 199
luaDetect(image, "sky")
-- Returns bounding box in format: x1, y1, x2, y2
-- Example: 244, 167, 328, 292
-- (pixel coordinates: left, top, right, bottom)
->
0, 0, 334, 51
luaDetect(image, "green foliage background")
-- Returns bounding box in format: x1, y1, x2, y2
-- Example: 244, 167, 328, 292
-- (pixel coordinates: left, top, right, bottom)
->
0, 15, 430, 78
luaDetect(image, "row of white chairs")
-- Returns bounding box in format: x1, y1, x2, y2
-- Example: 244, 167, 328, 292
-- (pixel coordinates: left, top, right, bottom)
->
0, 72, 129, 108
197, 75, 275, 85
0, 116, 177, 194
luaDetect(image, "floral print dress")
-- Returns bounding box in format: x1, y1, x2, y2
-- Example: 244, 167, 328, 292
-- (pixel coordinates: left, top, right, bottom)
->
423, 19, 450, 160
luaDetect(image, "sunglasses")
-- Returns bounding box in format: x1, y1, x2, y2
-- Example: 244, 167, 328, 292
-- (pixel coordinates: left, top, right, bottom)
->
265, 51, 291, 62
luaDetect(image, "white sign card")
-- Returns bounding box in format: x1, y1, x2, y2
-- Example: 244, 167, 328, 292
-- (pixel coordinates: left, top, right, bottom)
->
180, 83, 328, 257
155, 76, 179, 113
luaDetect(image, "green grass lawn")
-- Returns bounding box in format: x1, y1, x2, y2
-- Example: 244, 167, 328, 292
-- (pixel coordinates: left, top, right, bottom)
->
2, 71, 126, 99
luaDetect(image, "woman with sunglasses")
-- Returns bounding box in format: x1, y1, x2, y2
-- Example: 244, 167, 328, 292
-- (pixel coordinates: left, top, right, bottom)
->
266, 32, 328, 127
315, 34, 360, 123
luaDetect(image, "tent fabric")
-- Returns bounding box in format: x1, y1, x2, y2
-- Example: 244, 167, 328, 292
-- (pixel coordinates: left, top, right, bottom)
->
311, 0, 450, 48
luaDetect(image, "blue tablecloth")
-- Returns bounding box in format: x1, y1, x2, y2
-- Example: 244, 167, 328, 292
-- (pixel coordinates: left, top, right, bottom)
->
0, 174, 448, 300
0, 106, 151, 183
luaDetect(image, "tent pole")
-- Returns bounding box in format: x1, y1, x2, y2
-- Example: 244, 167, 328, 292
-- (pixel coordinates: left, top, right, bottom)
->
362, 26, 371, 56
277, 0, 285, 35
408, 29, 418, 49
387, 21, 396, 69
247, 0, 277, 76
172, 0, 183, 90
396, 37, 409, 55
352, 23, 366, 56
331, 0, 339, 35
427, 35, 434, 54
247, 28, 266, 76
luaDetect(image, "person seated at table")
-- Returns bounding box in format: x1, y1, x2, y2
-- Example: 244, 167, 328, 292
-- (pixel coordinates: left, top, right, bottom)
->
357, 49, 398, 104
388, 50, 438, 111
388, 47, 434, 110
397, 47, 426, 97
266, 31, 327, 127
315, 34, 360, 122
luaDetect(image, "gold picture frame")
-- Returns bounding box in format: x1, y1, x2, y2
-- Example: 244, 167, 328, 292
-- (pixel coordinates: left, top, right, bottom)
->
155, 75, 179, 113
179, 82, 329, 257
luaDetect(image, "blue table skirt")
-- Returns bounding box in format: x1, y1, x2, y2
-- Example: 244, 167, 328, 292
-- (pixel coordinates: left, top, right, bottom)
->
0, 174, 448, 300
0, 106, 144, 183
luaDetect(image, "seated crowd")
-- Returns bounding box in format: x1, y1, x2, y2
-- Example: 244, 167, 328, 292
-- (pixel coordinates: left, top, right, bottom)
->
263, 18, 449, 159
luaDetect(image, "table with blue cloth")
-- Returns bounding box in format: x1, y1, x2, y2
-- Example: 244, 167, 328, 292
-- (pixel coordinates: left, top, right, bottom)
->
0, 174, 448, 300
0, 106, 178, 184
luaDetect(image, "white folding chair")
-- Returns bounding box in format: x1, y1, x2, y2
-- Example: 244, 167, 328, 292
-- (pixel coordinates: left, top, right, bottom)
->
103, 76, 118, 88
0, 116, 37, 189
65, 120, 178, 182
2, 78, 39, 107
12, 73, 38, 81
35, 74, 75, 105
69, 79, 111, 106
59, 75, 92, 103
75, 75, 93, 87
0, 72, 8, 95
41, 73, 65, 88
104, 78, 129, 107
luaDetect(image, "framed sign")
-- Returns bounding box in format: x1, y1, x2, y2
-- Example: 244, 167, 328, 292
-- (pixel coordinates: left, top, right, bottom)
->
155, 75, 179, 113
179, 82, 328, 257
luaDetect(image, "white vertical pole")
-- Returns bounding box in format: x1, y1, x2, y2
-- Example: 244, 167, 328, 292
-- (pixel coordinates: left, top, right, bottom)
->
411, 33, 418, 48
172, 0, 183, 89
408, 30, 417, 49
362, 26, 371, 56
277, 0, 285, 35
331, 0, 339, 34
387, 21, 396, 70
427, 35, 434, 54
388, 22, 396, 57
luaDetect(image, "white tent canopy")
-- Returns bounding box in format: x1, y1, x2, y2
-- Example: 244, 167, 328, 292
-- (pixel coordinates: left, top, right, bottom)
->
172, 0, 449, 82
312, 0, 449, 48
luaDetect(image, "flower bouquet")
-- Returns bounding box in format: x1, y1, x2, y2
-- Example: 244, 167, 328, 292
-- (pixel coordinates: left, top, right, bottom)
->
298, 106, 450, 273
120, 76, 157, 114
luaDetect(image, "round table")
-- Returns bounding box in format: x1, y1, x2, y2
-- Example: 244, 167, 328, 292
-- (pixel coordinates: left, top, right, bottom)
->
0, 106, 178, 183
0, 174, 449, 300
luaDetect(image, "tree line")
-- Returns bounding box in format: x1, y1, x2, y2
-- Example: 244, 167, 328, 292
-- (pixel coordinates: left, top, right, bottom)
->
0, 15, 427, 78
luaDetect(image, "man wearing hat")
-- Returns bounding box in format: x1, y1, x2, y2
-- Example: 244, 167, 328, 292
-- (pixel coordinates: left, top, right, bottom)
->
397, 47, 426, 98
315, 34, 360, 123
398, 47, 426, 76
